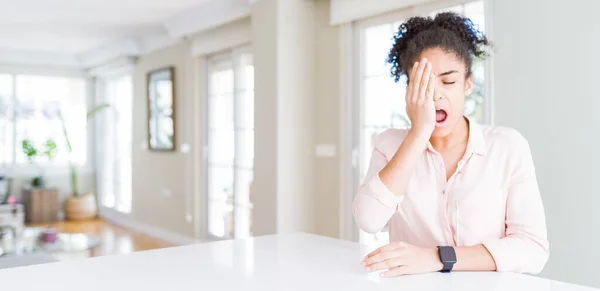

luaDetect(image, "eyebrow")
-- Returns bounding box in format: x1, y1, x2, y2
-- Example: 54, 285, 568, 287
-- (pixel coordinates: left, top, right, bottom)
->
437, 70, 458, 77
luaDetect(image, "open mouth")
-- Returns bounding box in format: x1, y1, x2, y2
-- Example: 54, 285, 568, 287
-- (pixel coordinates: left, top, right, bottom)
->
436, 109, 448, 126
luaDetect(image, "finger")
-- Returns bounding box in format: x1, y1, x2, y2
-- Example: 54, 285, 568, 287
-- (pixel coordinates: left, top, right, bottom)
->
363, 251, 398, 266
365, 244, 393, 258
411, 59, 428, 103
364, 242, 404, 259
418, 62, 433, 103
426, 72, 436, 100
406, 62, 419, 102
365, 257, 404, 272
381, 266, 411, 278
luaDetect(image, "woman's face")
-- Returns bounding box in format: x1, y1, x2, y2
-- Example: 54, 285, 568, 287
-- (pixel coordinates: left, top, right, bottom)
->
416, 47, 472, 138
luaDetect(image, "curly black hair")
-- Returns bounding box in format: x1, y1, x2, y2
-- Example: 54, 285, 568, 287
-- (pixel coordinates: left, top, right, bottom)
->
387, 12, 490, 83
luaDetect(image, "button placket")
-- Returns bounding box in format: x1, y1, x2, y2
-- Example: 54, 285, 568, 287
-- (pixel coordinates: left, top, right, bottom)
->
435, 153, 454, 244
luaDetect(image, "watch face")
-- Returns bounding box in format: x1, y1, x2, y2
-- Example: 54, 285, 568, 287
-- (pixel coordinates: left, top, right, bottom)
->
440, 246, 457, 263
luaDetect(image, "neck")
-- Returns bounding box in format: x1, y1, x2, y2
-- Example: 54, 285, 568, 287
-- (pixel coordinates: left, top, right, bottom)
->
430, 116, 470, 152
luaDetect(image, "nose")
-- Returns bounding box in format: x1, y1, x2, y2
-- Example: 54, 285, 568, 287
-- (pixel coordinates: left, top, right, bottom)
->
432, 83, 442, 101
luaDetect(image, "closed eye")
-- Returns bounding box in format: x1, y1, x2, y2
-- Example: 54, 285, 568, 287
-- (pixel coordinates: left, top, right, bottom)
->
443, 81, 456, 85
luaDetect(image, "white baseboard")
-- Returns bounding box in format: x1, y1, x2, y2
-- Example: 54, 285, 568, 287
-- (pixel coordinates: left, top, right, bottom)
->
98, 207, 201, 246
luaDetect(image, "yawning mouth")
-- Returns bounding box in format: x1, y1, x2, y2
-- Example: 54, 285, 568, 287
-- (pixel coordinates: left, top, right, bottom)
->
436, 109, 448, 124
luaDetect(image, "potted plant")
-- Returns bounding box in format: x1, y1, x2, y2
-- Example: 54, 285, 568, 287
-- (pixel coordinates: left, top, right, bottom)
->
60, 103, 110, 220
21, 138, 57, 188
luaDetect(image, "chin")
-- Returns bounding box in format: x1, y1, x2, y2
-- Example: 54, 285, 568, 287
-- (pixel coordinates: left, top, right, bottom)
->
431, 118, 455, 138
431, 127, 452, 138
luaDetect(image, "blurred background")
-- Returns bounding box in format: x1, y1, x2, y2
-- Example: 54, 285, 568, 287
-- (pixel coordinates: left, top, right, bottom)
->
0, 0, 598, 288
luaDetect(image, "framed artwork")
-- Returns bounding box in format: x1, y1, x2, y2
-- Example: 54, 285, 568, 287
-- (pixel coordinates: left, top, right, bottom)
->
147, 67, 175, 151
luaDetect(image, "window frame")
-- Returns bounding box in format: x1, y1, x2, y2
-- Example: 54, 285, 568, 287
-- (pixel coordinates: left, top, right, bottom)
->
203, 45, 254, 241
0, 69, 94, 178
95, 71, 134, 215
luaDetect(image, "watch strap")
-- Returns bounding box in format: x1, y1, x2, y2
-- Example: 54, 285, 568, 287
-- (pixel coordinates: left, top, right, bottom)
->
441, 261, 453, 273
437, 246, 456, 272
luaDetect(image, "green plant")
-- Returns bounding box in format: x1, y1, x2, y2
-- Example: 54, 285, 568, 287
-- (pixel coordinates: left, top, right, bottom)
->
59, 103, 110, 197
43, 139, 57, 161
21, 139, 38, 163
21, 138, 57, 187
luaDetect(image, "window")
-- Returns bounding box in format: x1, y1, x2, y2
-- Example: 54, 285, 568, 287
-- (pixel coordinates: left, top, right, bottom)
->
0, 75, 13, 165
0, 74, 88, 167
354, 1, 487, 247
206, 48, 254, 240
97, 75, 133, 214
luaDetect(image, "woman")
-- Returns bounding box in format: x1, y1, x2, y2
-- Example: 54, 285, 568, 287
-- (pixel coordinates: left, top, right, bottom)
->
354, 12, 549, 278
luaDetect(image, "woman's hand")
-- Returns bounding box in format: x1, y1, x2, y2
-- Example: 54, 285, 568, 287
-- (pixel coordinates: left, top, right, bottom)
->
361, 241, 443, 277
405, 58, 436, 139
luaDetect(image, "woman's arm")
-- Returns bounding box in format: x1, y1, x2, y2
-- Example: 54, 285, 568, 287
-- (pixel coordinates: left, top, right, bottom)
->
362, 132, 549, 276
361, 242, 496, 277
453, 245, 496, 271
481, 133, 549, 274
353, 130, 430, 234
353, 60, 435, 234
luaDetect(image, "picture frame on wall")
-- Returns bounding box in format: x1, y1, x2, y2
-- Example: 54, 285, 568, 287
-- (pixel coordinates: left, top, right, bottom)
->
147, 66, 176, 152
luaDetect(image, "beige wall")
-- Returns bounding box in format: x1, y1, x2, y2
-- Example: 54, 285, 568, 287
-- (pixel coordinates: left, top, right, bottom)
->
252, 0, 319, 235
314, 0, 341, 238
132, 43, 196, 237
129, 0, 344, 239
251, 0, 279, 236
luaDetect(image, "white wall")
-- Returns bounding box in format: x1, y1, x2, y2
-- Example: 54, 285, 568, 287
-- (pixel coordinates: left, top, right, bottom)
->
252, 0, 317, 235
493, 0, 600, 287
276, 0, 317, 234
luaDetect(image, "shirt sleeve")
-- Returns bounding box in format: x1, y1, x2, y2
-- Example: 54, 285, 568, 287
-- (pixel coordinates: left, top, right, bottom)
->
352, 138, 404, 234
483, 133, 549, 274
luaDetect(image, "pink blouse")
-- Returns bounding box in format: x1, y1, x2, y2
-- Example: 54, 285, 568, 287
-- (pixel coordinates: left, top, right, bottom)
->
353, 118, 549, 274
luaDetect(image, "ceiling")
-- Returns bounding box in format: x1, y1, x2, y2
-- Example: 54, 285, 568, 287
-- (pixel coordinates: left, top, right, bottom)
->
0, 0, 216, 57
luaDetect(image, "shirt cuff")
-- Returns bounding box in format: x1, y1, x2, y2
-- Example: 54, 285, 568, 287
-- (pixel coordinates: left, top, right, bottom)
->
363, 173, 404, 209
482, 238, 512, 272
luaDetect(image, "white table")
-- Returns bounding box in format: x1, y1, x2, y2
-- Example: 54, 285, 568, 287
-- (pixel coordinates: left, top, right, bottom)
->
0, 232, 595, 290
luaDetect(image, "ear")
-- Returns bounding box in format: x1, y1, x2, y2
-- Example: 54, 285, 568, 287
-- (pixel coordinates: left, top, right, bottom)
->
464, 75, 473, 96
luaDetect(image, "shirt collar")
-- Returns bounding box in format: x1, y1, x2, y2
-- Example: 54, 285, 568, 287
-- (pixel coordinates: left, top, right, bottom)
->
466, 116, 487, 156
425, 116, 487, 156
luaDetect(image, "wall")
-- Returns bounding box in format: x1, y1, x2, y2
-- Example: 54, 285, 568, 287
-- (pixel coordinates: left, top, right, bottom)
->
276, 0, 317, 234
132, 42, 196, 237
250, 0, 279, 236
191, 17, 252, 56
314, 0, 341, 238
492, 0, 600, 287
251, 0, 317, 235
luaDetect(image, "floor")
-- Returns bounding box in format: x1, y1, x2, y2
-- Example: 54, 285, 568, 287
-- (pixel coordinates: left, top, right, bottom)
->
27, 219, 174, 259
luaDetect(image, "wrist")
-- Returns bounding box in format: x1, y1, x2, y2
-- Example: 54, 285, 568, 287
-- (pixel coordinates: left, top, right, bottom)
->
407, 130, 431, 147
431, 248, 444, 271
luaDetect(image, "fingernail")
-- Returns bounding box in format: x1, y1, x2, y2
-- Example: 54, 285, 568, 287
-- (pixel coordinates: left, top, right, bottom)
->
361, 262, 366, 266
365, 267, 371, 272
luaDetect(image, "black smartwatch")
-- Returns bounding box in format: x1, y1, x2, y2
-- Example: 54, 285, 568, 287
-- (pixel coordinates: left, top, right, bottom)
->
437, 246, 457, 272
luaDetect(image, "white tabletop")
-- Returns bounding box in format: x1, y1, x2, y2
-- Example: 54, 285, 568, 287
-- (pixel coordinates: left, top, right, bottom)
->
0, 232, 595, 290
